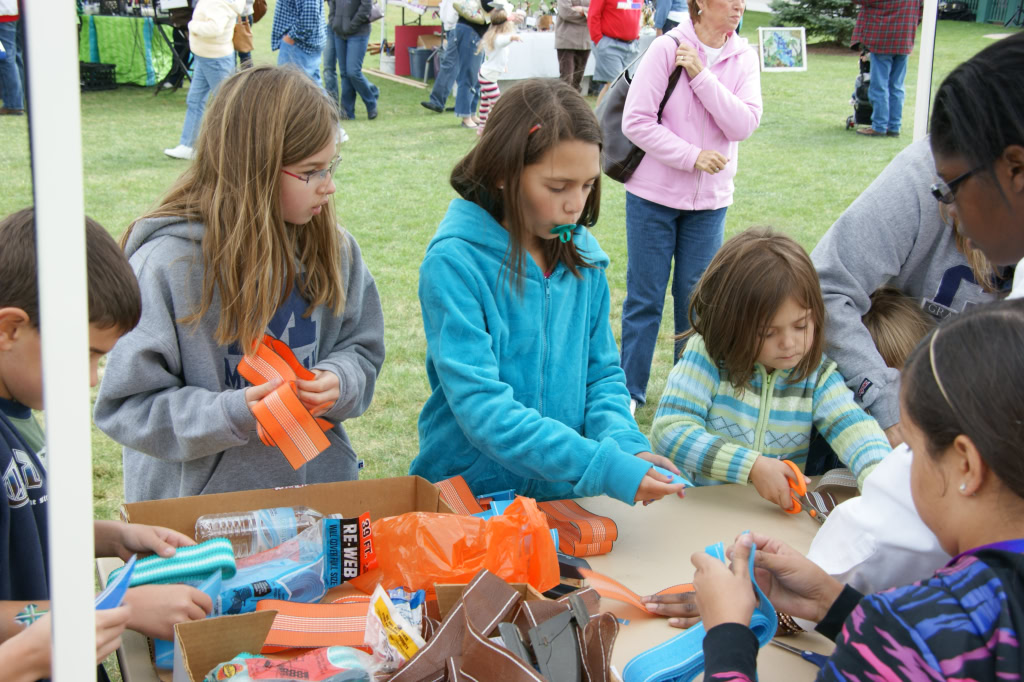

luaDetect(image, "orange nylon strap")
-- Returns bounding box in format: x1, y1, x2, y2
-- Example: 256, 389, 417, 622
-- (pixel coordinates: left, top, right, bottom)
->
237, 334, 334, 470
537, 500, 618, 557
255, 599, 370, 653
435, 476, 486, 515
577, 568, 694, 615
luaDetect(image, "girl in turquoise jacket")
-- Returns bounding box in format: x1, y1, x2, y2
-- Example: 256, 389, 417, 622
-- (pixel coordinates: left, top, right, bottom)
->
410, 79, 684, 506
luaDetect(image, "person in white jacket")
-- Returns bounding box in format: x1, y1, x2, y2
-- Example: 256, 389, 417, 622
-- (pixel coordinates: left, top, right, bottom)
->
475, 8, 520, 129
164, 0, 244, 160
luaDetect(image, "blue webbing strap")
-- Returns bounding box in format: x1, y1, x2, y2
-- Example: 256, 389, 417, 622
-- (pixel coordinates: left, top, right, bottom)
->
622, 539, 777, 682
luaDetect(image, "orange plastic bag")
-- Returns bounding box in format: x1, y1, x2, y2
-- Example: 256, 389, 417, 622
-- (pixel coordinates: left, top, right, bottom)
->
350, 497, 559, 596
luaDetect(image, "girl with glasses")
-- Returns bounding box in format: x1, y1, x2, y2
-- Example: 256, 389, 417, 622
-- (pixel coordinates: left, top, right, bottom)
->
95, 66, 385, 503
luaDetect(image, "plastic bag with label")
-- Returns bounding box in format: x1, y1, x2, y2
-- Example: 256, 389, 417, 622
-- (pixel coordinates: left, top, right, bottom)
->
350, 496, 558, 595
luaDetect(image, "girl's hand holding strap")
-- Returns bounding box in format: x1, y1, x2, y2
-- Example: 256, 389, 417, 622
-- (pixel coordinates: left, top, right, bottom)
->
634, 452, 687, 505
295, 369, 341, 414
728, 532, 845, 624
691, 533, 758, 630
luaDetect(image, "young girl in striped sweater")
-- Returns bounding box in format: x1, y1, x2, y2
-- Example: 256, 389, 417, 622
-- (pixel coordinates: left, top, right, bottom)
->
650, 228, 890, 510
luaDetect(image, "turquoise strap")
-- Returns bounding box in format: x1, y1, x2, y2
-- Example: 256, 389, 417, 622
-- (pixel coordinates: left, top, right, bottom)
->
622, 540, 777, 682
108, 538, 237, 587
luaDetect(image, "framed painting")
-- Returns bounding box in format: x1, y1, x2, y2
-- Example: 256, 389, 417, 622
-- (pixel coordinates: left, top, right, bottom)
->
758, 26, 808, 72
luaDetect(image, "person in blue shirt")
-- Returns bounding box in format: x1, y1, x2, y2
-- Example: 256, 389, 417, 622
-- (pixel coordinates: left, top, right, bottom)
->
410, 79, 685, 506
271, 0, 327, 83
0, 208, 213, 680
654, 0, 687, 34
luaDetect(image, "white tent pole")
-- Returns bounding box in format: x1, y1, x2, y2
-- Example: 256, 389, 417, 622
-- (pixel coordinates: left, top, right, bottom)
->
913, 0, 939, 141
23, 1, 98, 678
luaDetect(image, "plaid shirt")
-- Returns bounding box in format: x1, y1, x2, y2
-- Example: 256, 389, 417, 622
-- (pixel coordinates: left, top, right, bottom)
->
271, 0, 326, 53
851, 0, 920, 55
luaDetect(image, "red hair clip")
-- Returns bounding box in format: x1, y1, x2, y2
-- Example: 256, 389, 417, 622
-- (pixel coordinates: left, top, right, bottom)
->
529, 124, 542, 135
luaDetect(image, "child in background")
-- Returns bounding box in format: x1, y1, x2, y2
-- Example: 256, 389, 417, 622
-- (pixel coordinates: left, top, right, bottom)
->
651, 228, 890, 510
692, 299, 1024, 680
164, 0, 244, 160
95, 66, 385, 503
475, 8, 521, 130
862, 287, 935, 369
0, 208, 213, 680
410, 79, 685, 506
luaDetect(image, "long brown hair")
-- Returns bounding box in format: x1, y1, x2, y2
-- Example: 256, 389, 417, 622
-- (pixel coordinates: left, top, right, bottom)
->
684, 227, 825, 388
122, 66, 346, 353
450, 78, 601, 295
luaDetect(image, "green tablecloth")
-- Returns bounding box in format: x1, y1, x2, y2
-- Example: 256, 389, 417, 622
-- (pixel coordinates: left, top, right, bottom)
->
78, 15, 174, 86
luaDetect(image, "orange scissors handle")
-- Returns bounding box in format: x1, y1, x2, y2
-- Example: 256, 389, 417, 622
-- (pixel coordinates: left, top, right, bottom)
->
782, 460, 814, 517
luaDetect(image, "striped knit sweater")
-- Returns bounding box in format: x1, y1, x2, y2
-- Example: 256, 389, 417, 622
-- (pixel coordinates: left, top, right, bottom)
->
651, 334, 888, 487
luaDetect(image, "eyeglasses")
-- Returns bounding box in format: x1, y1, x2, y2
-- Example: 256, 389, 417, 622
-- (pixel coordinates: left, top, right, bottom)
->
930, 166, 979, 204
281, 156, 342, 185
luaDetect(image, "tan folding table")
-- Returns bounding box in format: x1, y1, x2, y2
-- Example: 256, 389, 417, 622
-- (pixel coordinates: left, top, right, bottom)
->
99, 480, 835, 681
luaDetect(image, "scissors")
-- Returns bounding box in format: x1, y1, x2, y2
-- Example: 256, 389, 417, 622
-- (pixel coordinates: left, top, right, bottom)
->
769, 639, 829, 668
782, 460, 826, 524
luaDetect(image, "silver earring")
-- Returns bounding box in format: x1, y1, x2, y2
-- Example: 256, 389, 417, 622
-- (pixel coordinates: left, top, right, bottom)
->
959, 482, 968, 493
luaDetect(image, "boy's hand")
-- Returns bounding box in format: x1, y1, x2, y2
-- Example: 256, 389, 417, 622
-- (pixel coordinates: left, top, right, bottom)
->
692, 533, 757, 631
634, 452, 686, 505
749, 457, 805, 511
123, 585, 213, 640
295, 369, 340, 414
641, 590, 700, 628
96, 520, 194, 561
96, 605, 132, 663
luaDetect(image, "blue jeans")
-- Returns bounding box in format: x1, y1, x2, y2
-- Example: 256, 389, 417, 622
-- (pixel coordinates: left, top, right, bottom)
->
427, 28, 459, 109
323, 32, 338, 106
620, 192, 727, 404
334, 33, 378, 119
179, 54, 235, 147
868, 53, 908, 134
453, 23, 483, 117
278, 40, 323, 85
0, 20, 24, 110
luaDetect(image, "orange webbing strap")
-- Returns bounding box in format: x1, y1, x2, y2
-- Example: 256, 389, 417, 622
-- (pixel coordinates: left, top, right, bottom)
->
237, 334, 334, 470
435, 476, 486, 515
537, 499, 618, 557
255, 599, 371, 653
577, 568, 694, 615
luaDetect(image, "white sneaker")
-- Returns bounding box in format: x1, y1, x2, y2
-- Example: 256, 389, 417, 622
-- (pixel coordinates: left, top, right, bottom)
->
629, 399, 638, 417
163, 144, 194, 160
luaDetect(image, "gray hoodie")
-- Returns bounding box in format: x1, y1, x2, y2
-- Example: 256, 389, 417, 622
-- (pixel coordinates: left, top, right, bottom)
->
94, 217, 385, 502
811, 138, 1005, 430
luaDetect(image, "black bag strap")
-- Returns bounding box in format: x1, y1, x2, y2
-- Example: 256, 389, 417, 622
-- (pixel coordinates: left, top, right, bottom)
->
657, 34, 684, 124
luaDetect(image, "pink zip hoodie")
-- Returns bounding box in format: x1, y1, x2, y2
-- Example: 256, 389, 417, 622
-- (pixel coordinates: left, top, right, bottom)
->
622, 17, 762, 211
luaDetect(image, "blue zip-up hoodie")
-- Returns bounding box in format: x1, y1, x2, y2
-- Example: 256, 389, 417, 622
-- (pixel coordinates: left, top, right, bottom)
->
410, 199, 654, 505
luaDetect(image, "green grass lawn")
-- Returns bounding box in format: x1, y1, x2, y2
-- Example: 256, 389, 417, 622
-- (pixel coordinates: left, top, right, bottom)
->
0, 11, 1017, 525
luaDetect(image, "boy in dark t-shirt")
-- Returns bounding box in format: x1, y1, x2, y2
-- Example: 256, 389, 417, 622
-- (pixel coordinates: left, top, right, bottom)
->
0, 208, 215, 679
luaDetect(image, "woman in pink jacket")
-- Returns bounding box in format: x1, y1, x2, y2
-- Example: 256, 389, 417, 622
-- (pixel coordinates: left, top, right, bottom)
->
619, 0, 760, 412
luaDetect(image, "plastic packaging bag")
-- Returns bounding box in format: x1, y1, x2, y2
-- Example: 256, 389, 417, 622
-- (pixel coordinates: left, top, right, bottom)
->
364, 584, 427, 672
351, 497, 558, 595
203, 646, 380, 681
218, 514, 376, 615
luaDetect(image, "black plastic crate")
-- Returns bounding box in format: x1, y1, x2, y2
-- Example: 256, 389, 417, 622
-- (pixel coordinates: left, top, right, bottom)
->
80, 62, 118, 91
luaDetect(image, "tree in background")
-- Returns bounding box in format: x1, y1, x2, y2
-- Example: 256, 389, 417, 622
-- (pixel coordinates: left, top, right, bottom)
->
770, 0, 857, 45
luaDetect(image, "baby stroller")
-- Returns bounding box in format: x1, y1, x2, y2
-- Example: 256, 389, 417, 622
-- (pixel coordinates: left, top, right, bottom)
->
845, 49, 872, 130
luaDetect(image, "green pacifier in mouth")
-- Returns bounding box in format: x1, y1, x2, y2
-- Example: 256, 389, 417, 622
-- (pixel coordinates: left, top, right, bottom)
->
551, 224, 576, 243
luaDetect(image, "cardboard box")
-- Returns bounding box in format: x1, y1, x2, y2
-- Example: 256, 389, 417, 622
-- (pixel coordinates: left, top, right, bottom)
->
112, 476, 452, 682
435, 582, 546, 621
416, 33, 443, 49
120, 475, 453, 537
172, 612, 277, 682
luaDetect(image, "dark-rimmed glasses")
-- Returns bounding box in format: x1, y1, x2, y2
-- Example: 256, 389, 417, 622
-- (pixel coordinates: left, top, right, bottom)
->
930, 166, 980, 204
281, 156, 342, 185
